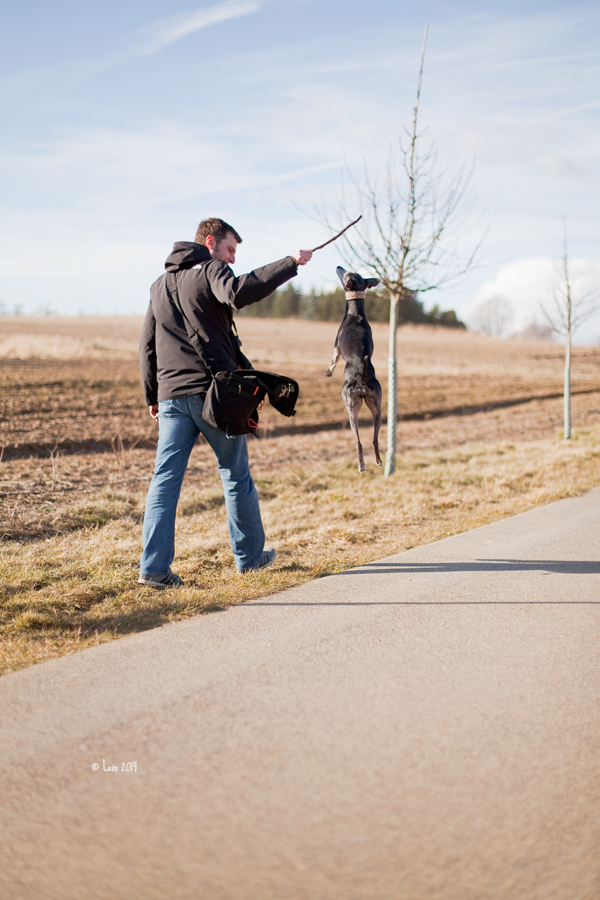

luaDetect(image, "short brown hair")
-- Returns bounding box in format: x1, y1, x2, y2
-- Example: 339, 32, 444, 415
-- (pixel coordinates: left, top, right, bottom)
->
195, 217, 242, 246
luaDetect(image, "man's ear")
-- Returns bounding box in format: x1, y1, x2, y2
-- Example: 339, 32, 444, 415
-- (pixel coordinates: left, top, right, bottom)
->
205, 234, 216, 251
365, 277, 380, 290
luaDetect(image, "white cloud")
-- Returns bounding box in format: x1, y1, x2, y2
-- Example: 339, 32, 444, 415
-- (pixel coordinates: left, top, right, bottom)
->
138, 1, 263, 56
471, 257, 554, 328
470, 256, 600, 343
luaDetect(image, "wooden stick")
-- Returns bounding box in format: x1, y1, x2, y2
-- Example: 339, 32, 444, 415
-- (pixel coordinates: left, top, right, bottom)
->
311, 215, 362, 252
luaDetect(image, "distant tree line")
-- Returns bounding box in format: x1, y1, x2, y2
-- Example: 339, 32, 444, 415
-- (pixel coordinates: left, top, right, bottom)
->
237, 284, 465, 328
0, 299, 51, 316
0, 287, 464, 326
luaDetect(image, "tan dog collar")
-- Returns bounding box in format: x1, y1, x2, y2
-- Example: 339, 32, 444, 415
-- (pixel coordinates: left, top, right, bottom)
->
344, 291, 366, 299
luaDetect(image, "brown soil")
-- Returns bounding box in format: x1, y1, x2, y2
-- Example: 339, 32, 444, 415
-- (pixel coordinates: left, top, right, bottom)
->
1, 316, 599, 458
1, 316, 599, 544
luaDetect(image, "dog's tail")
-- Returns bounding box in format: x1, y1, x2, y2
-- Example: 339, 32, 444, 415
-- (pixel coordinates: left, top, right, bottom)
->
362, 356, 369, 385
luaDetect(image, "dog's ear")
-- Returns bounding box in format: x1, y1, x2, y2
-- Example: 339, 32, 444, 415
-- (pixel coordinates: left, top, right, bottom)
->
336, 266, 347, 286
365, 278, 380, 290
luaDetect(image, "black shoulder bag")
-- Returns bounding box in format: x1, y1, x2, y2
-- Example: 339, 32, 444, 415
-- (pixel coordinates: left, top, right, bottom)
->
166, 271, 299, 438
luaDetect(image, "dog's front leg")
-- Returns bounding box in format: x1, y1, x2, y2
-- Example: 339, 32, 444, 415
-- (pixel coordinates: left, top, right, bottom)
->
325, 345, 341, 377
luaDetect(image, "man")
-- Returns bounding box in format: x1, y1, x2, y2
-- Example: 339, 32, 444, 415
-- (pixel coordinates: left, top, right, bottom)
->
138, 217, 312, 588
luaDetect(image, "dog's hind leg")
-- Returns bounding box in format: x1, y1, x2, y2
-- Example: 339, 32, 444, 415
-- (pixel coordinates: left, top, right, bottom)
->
364, 392, 382, 467
325, 345, 341, 377
344, 392, 366, 472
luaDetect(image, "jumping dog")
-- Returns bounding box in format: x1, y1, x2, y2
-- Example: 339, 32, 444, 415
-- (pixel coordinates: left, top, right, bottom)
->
325, 267, 382, 472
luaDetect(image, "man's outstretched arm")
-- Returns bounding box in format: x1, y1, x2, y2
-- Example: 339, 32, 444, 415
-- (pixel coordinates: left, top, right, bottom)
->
206, 250, 313, 310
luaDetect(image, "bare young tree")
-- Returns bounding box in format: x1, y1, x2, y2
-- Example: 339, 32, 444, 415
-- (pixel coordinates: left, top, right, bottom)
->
471, 295, 515, 339
316, 26, 487, 475
540, 218, 599, 440
513, 319, 554, 341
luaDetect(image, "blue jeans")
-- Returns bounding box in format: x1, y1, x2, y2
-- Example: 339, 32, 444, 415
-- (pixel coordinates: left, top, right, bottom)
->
140, 394, 265, 575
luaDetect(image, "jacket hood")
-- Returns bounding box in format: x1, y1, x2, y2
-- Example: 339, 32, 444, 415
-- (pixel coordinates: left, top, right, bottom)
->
165, 241, 212, 272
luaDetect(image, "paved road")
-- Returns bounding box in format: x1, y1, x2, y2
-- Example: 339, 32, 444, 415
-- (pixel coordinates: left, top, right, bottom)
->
1, 489, 599, 900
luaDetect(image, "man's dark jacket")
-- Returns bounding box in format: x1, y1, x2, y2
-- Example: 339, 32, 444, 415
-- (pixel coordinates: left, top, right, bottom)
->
140, 242, 298, 406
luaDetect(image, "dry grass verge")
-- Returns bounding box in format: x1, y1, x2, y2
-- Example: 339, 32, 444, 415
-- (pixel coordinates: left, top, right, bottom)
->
2, 422, 599, 675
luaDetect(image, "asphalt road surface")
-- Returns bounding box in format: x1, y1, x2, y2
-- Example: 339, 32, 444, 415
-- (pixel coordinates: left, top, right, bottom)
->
1, 489, 599, 900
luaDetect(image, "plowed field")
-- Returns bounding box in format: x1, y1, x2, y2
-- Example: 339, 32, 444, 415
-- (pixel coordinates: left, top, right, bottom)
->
1, 316, 599, 457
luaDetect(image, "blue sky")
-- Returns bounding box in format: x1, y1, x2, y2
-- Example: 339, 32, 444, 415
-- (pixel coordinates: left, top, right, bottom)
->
1, 0, 599, 340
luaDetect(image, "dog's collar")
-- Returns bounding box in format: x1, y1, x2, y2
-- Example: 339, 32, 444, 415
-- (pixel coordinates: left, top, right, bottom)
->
344, 291, 366, 299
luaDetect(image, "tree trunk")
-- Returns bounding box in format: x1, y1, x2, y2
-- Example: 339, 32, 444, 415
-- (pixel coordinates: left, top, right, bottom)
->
564, 333, 572, 440
384, 296, 399, 476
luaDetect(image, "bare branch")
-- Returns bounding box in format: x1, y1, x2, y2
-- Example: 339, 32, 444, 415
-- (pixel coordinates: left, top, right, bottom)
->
471, 295, 515, 339
540, 217, 600, 337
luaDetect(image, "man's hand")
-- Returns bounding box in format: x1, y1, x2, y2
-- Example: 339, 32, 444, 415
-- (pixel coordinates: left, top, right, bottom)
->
149, 404, 159, 420
292, 249, 313, 266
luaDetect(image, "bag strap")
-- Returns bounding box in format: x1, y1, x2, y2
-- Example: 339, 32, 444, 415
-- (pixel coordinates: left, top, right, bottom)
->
166, 270, 243, 375
166, 270, 217, 376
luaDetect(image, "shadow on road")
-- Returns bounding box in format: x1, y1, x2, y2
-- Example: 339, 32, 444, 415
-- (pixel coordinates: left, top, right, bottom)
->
246, 558, 600, 606
339, 559, 600, 575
